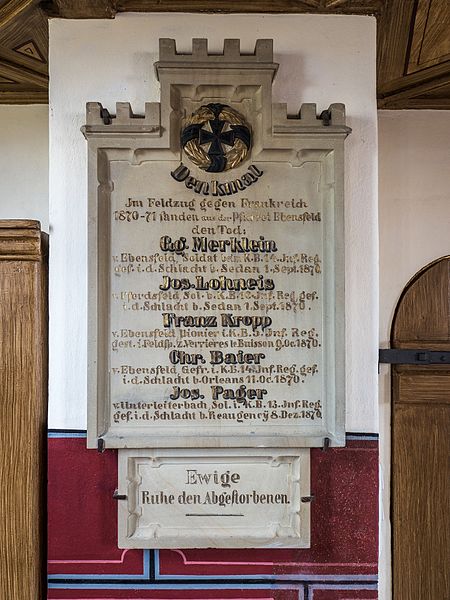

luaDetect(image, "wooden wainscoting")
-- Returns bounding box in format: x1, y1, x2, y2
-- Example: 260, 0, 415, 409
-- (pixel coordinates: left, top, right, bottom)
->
0, 220, 48, 599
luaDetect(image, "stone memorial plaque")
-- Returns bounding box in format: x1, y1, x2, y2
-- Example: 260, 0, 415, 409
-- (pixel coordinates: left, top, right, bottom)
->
84, 39, 350, 450
117, 448, 310, 548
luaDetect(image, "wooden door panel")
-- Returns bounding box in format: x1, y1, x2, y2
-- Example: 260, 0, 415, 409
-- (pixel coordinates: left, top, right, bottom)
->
392, 259, 450, 347
395, 370, 450, 405
393, 399, 449, 599
392, 256, 450, 600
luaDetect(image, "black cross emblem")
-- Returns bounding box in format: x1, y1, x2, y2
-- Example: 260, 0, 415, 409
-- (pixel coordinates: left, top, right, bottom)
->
199, 118, 235, 157
181, 103, 251, 172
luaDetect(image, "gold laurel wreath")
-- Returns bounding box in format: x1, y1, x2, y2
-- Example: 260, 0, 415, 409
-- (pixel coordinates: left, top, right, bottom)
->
183, 105, 250, 172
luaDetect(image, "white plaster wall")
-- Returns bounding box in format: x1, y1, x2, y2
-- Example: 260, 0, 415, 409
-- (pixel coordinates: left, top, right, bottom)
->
379, 110, 450, 341
378, 109, 450, 600
48, 13, 378, 432
0, 105, 49, 231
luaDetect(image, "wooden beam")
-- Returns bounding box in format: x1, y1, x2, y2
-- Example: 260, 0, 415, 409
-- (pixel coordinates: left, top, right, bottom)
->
378, 84, 450, 109
378, 71, 450, 109
116, 0, 384, 15
42, 0, 384, 17
378, 61, 450, 97
53, 0, 117, 18
380, 97, 450, 109
0, 0, 35, 28
402, 98, 450, 109
0, 58, 48, 87
0, 89, 48, 103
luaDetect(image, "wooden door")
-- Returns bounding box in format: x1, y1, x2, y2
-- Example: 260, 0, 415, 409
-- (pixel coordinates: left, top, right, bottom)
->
392, 257, 449, 599
0, 221, 47, 599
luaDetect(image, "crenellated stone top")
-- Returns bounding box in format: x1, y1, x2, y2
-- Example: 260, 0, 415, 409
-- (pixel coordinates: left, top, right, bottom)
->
83, 102, 161, 136
273, 103, 351, 134
157, 38, 276, 65
83, 38, 350, 140
83, 100, 350, 137
155, 38, 279, 84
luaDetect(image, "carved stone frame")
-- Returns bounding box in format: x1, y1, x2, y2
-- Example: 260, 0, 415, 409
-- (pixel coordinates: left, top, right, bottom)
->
83, 39, 350, 450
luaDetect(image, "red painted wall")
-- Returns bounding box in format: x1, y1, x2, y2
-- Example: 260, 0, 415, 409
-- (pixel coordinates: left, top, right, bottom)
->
48, 433, 378, 599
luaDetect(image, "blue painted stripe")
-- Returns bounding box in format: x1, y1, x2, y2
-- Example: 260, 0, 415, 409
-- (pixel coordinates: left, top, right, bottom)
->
154, 574, 378, 582
154, 549, 377, 582
154, 549, 160, 577
48, 430, 87, 438
47, 430, 379, 441
47, 582, 312, 590
346, 435, 378, 441
310, 582, 378, 590
48, 550, 151, 581
346, 432, 379, 441
308, 583, 378, 600
48, 581, 377, 590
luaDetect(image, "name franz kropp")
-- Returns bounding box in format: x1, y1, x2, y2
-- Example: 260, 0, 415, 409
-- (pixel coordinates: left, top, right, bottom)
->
162, 312, 272, 331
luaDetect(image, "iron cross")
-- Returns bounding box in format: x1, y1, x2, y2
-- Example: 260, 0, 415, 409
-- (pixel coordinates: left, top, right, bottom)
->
199, 118, 235, 156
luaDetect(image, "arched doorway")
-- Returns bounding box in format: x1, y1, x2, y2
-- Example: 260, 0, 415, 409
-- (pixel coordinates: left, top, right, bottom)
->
391, 256, 449, 599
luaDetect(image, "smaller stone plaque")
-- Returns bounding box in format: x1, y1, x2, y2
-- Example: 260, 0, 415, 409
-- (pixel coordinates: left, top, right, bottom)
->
118, 448, 310, 548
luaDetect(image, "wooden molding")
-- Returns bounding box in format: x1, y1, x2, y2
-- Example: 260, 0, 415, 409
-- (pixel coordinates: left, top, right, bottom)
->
380, 95, 450, 110
42, 0, 384, 17
0, 45, 48, 75
0, 220, 44, 261
0, 0, 36, 28
116, 0, 384, 15
52, 0, 117, 18
0, 89, 48, 103
378, 85, 450, 109
379, 62, 450, 95
378, 61, 450, 107
0, 59, 48, 87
